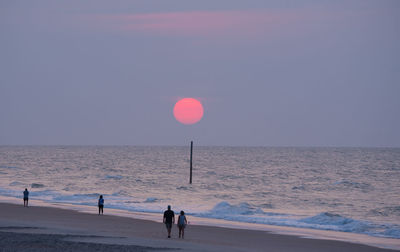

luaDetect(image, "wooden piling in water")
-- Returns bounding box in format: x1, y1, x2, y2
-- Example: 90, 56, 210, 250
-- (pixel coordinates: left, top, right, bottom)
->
190, 141, 193, 184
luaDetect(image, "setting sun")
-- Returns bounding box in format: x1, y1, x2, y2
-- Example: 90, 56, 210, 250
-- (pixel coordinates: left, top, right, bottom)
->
173, 98, 204, 125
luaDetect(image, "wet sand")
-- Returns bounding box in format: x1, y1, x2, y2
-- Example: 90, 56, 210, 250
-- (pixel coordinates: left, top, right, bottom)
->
0, 202, 398, 252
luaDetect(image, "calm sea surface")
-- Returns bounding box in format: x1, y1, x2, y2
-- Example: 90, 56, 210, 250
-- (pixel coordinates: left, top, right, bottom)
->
0, 146, 399, 238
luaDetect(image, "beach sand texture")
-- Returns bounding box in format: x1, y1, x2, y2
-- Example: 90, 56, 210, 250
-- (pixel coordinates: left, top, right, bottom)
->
0, 203, 398, 252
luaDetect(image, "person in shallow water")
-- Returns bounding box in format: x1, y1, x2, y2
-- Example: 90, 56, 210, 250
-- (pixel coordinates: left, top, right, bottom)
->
98, 195, 104, 215
177, 210, 188, 239
163, 205, 175, 238
23, 188, 29, 207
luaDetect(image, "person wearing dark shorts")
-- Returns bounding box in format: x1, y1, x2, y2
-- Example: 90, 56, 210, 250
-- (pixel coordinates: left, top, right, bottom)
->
23, 188, 29, 207
163, 205, 175, 238
98, 195, 104, 215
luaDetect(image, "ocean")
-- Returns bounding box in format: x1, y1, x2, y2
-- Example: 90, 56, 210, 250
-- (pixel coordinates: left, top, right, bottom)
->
0, 146, 399, 239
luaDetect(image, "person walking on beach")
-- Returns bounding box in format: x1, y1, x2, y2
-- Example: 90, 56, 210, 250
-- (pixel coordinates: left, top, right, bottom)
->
163, 205, 175, 238
177, 210, 188, 239
23, 188, 29, 207
98, 195, 104, 215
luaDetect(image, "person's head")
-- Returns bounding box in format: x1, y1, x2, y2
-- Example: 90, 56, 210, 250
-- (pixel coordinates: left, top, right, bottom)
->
100, 195, 103, 199
167, 205, 171, 210
25, 188, 27, 191
180, 210, 184, 215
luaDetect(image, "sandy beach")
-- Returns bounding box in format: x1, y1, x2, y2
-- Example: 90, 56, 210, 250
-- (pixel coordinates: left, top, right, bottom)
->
0, 202, 398, 252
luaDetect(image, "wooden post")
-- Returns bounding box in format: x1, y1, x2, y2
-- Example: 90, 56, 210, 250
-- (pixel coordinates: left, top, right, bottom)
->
190, 141, 193, 184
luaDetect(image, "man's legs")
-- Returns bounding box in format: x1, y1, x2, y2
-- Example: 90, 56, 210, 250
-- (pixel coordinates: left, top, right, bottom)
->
167, 223, 172, 238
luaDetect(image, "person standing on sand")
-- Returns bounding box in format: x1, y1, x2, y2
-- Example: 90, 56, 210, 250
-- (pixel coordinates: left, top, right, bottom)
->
98, 195, 104, 215
163, 205, 175, 238
177, 210, 188, 239
23, 188, 29, 207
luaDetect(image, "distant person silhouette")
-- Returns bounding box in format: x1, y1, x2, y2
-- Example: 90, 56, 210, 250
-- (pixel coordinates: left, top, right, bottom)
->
23, 188, 29, 207
98, 195, 104, 215
163, 205, 175, 238
177, 210, 188, 239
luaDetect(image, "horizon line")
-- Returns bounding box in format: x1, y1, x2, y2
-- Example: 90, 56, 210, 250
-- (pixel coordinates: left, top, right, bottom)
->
0, 144, 399, 149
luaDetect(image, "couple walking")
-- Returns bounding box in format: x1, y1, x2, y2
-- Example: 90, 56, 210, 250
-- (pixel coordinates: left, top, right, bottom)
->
163, 205, 187, 239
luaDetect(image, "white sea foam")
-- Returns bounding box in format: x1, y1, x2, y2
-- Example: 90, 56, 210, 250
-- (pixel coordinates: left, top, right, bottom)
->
193, 202, 400, 239
2, 185, 400, 238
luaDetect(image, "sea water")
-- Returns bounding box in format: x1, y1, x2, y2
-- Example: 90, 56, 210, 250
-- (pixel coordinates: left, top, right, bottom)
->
0, 146, 399, 239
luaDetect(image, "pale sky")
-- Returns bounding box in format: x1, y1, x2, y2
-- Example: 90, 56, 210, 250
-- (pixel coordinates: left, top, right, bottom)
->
1, 0, 399, 147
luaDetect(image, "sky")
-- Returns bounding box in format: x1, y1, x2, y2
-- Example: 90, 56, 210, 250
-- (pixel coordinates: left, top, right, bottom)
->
1, 0, 399, 147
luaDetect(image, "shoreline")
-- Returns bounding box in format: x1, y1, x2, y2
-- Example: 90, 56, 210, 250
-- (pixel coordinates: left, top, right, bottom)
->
0, 200, 399, 251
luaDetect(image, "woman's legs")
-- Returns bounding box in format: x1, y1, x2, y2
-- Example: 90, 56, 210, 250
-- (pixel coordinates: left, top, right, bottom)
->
178, 226, 182, 238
